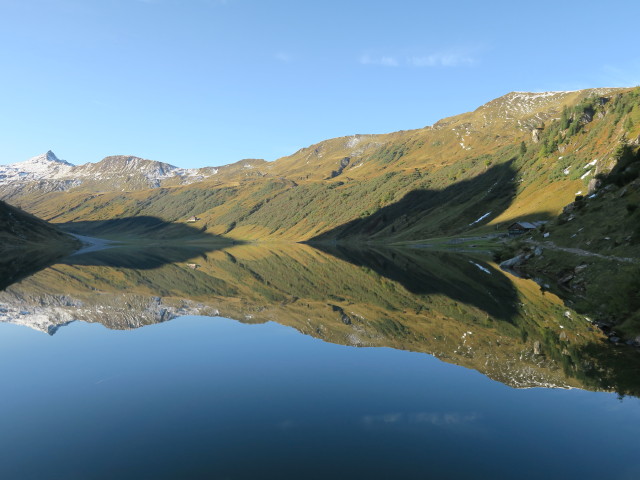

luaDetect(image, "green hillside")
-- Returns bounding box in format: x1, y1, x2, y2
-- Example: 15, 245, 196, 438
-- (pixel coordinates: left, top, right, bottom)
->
0, 200, 80, 289
497, 133, 640, 338
5, 87, 639, 242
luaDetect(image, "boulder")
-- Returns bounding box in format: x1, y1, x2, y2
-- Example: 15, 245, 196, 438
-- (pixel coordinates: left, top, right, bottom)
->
574, 264, 588, 274
558, 273, 574, 284
533, 341, 541, 355
587, 178, 601, 195
531, 129, 541, 143
500, 254, 525, 269
580, 111, 593, 124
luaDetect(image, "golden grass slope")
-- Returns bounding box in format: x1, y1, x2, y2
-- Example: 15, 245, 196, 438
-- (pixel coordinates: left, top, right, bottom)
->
5, 87, 639, 242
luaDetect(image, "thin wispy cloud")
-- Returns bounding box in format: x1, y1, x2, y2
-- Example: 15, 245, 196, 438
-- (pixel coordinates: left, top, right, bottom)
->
408, 52, 476, 67
360, 49, 478, 68
359, 54, 399, 67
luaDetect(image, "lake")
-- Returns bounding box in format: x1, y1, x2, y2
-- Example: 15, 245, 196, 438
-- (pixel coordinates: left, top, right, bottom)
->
1, 243, 639, 479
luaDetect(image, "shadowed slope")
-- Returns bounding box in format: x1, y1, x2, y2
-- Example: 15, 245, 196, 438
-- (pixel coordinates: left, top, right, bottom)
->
1, 215, 239, 289
57, 216, 242, 270
58, 215, 236, 241
310, 159, 525, 242
0, 200, 79, 290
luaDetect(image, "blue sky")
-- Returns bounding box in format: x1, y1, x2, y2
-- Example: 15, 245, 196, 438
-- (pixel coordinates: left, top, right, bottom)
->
1, 0, 639, 168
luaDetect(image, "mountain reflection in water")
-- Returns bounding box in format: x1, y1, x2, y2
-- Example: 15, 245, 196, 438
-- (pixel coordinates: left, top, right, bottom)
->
0, 242, 638, 397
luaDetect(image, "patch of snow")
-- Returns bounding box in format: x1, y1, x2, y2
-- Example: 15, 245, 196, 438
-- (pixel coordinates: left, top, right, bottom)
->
585, 159, 598, 168
469, 211, 491, 226
581, 170, 592, 180
469, 261, 491, 274
345, 135, 362, 149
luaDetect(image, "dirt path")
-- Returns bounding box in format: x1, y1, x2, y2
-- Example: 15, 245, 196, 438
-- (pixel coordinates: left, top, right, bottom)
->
527, 240, 639, 264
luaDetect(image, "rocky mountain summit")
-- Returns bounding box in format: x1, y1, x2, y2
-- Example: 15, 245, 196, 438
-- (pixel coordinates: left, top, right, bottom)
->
0, 150, 73, 184
0, 151, 221, 198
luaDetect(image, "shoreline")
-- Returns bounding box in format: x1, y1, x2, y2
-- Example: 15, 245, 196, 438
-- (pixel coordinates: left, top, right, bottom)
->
68, 234, 118, 256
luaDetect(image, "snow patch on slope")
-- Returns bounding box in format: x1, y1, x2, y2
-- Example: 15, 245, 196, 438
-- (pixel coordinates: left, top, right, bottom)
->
469, 212, 491, 226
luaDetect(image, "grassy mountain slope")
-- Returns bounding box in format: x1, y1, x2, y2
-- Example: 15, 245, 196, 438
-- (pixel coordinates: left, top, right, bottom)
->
0, 200, 80, 289
4, 87, 639, 242
0, 200, 78, 251
498, 131, 640, 338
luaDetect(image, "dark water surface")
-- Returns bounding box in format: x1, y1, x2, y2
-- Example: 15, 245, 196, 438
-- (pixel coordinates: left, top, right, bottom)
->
1, 244, 639, 479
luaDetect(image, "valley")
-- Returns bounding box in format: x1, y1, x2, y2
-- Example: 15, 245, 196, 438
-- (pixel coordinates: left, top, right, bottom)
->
2, 88, 638, 244
2, 86, 640, 353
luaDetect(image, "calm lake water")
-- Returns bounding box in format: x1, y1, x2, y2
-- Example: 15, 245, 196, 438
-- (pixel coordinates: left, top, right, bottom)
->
1, 243, 639, 479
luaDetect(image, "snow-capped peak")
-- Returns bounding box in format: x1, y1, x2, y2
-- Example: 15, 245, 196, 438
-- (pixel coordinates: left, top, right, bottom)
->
0, 150, 75, 186
11, 150, 74, 169
0, 150, 218, 190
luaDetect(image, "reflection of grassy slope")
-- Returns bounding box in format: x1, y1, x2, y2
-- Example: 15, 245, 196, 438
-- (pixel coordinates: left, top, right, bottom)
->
504, 271, 640, 397
62, 243, 233, 270
7, 243, 636, 394
313, 244, 518, 320
8, 88, 637, 242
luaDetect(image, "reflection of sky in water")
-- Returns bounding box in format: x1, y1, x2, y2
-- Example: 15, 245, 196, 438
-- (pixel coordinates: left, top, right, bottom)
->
0, 316, 639, 479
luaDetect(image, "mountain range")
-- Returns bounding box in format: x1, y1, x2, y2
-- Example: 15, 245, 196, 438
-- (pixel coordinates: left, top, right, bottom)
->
2, 87, 638, 243
0, 150, 223, 194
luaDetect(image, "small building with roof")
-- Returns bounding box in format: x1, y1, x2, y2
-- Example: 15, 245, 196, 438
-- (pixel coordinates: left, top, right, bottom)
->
508, 221, 547, 236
